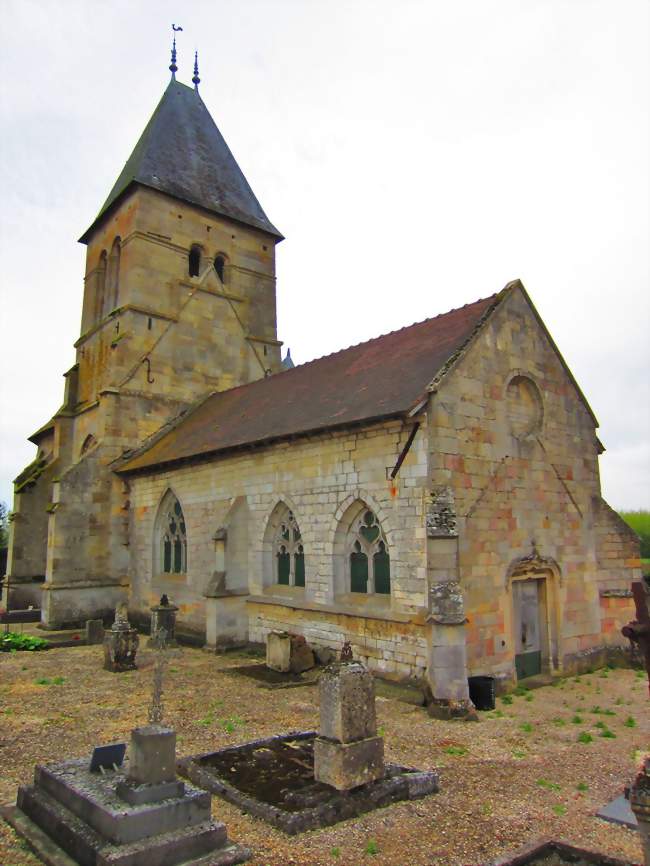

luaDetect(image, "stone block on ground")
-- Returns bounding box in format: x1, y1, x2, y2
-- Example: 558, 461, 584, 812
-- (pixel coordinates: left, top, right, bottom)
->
266, 631, 291, 672
313, 736, 384, 790
314, 646, 337, 666
289, 636, 315, 674
266, 631, 315, 674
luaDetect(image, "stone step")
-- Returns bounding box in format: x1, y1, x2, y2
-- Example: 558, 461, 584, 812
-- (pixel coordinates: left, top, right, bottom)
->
17, 784, 104, 866
96, 820, 228, 866
35, 762, 212, 844
16, 786, 238, 866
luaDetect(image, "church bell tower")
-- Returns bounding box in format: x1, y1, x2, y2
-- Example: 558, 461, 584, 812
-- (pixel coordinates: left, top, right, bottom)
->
4, 44, 283, 628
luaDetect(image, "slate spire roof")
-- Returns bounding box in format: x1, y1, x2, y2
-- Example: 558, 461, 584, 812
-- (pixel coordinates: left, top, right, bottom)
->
80, 78, 282, 242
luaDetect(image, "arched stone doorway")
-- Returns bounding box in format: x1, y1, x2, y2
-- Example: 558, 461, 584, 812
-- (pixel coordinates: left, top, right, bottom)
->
507, 549, 561, 680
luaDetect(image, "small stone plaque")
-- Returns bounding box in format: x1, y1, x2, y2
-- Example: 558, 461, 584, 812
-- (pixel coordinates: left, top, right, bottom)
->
89, 742, 126, 772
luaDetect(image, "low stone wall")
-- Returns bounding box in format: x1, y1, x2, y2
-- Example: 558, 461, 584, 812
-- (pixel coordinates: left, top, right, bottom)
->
247, 599, 428, 682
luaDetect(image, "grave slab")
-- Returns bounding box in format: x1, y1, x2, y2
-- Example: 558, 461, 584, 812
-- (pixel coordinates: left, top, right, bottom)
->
178, 731, 438, 834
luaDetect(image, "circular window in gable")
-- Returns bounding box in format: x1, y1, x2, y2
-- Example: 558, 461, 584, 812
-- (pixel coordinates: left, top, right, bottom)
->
506, 375, 543, 439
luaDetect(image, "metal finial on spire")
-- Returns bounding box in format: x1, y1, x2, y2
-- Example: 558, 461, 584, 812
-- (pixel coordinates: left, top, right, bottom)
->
192, 51, 200, 90
169, 24, 182, 79
169, 36, 178, 78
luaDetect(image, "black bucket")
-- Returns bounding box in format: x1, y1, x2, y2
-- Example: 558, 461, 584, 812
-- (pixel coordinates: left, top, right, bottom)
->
468, 675, 496, 711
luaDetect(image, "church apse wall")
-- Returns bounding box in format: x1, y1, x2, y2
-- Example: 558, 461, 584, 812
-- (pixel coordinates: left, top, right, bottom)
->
426, 286, 638, 681
125, 417, 431, 678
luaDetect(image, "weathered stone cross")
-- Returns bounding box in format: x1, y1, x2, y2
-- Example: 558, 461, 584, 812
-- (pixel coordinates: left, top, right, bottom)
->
148, 627, 181, 725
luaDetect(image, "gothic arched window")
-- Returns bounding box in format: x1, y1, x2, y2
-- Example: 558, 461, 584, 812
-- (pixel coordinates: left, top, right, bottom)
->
348, 509, 390, 594
158, 494, 187, 574
214, 254, 226, 283
189, 245, 201, 278
274, 508, 305, 587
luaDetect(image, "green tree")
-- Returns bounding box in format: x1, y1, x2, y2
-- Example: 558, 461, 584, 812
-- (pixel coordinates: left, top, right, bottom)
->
0, 501, 9, 550
619, 510, 650, 560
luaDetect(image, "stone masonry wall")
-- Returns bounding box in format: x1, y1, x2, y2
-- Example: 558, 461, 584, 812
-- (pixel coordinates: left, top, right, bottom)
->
428, 286, 639, 681
594, 499, 639, 647
126, 417, 430, 678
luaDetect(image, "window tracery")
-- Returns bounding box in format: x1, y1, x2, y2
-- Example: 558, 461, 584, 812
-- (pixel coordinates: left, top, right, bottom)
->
274, 508, 305, 587
349, 509, 390, 594
159, 495, 187, 574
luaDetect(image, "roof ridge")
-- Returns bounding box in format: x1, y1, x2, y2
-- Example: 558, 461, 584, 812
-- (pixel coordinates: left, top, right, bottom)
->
261, 293, 499, 380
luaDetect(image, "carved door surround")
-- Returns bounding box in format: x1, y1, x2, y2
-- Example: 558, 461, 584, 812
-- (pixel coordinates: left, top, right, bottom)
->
507, 546, 561, 680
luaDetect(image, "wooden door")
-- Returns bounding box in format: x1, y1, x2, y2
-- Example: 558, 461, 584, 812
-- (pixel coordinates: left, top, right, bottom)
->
513, 579, 542, 679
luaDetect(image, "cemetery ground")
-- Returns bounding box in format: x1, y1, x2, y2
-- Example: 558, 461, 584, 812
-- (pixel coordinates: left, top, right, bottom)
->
0, 646, 647, 866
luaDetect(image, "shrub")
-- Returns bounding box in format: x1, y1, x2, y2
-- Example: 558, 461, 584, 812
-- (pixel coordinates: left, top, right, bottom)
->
1, 632, 49, 652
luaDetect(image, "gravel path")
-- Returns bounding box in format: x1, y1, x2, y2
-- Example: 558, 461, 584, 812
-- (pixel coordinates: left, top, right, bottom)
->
0, 645, 647, 866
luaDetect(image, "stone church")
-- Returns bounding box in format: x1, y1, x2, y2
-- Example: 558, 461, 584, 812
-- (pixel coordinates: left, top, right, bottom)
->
3, 57, 640, 707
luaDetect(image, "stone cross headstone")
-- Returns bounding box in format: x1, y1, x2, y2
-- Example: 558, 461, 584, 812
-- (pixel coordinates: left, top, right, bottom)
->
313, 659, 384, 790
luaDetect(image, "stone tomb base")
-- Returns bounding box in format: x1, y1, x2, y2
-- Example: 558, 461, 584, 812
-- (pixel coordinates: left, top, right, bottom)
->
177, 731, 438, 835
3, 754, 250, 866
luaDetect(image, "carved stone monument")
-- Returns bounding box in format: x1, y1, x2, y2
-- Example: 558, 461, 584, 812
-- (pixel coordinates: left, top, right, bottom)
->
148, 594, 179, 647
103, 603, 139, 672
313, 658, 384, 790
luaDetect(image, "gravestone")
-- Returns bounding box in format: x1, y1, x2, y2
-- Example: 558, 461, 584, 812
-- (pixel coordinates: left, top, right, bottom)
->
103, 603, 139, 672
148, 594, 179, 647
3, 627, 251, 865
313, 658, 385, 790
85, 618, 105, 645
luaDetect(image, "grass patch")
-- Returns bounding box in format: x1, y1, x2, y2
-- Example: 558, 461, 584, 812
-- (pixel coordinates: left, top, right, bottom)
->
590, 705, 615, 715
536, 778, 561, 791
330, 847, 341, 858
364, 839, 379, 855
624, 716, 637, 728
512, 749, 526, 759
501, 695, 513, 705
599, 728, 616, 739
576, 782, 589, 792
520, 722, 533, 733
577, 732, 593, 744
571, 715, 583, 724
551, 717, 566, 726
552, 804, 567, 816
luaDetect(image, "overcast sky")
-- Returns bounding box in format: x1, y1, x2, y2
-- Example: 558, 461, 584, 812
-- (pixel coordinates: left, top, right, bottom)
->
0, 0, 648, 511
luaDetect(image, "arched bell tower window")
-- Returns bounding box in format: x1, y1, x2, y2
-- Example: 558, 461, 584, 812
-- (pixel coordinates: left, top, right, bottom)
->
214, 254, 226, 283
106, 238, 121, 312
80, 434, 97, 456
95, 250, 107, 321
156, 492, 187, 575
189, 245, 201, 278
348, 509, 390, 595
